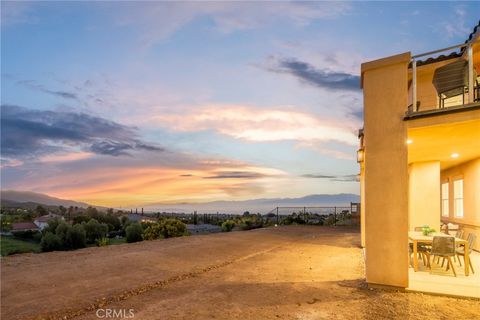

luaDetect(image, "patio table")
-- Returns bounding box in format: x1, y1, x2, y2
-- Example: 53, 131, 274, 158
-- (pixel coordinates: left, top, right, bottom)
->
408, 231, 470, 276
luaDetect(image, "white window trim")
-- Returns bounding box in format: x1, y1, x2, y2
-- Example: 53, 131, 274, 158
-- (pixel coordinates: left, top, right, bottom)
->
441, 182, 449, 217
453, 178, 464, 218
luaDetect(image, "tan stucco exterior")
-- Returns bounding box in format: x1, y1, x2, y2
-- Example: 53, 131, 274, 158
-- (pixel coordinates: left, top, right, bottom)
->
408, 161, 441, 232
359, 32, 480, 289
441, 158, 480, 250
362, 52, 410, 288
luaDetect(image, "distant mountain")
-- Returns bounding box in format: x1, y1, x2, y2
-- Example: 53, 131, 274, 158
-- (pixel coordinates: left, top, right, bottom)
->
143, 193, 360, 214
0, 190, 92, 208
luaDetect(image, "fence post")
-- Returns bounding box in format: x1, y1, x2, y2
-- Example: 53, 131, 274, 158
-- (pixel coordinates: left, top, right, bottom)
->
276, 207, 279, 225
334, 206, 337, 226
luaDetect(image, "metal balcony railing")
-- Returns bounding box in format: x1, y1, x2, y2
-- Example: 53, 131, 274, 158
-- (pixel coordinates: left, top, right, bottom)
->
407, 39, 480, 117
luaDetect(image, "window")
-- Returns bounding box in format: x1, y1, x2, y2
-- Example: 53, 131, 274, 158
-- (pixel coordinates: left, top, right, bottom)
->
441, 182, 449, 217
453, 179, 464, 217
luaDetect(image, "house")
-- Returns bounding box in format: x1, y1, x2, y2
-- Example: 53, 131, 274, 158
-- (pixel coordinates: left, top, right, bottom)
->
358, 21, 480, 293
11, 222, 40, 233
33, 213, 64, 231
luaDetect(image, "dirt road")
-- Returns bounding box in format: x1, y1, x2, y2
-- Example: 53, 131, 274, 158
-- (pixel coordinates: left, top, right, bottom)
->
1, 226, 479, 320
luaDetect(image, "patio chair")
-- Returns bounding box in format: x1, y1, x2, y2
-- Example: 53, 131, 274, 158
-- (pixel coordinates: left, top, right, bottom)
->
410, 227, 430, 266
456, 233, 476, 274
426, 236, 457, 277
438, 229, 463, 264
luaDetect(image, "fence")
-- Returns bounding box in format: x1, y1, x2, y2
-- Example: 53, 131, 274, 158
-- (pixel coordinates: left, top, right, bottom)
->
267, 203, 360, 226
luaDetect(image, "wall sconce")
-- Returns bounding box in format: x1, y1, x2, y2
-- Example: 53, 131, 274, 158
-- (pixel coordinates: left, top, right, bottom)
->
357, 148, 365, 163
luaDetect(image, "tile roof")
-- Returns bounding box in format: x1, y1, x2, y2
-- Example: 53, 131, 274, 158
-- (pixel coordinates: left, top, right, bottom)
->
416, 20, 480, 67
11, 222, 39, 231
34, 214, 62, 223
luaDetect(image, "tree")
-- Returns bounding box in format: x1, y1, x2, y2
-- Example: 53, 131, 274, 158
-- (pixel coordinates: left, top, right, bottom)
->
67, 224, 86, 249
55, 222, 71, 244
43, 218, 62, 234
41, 232, 62, 252
36, 205, 48, 216
125, 222, 143, 243
84, 219, 108, 243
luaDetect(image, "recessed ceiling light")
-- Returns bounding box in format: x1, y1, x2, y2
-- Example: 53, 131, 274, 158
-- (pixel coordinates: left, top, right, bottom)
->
406, 139, 413, 144
451, 153, 459, 158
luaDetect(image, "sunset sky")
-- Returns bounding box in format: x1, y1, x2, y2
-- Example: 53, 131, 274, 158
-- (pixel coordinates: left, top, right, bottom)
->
1, 1, 479, 207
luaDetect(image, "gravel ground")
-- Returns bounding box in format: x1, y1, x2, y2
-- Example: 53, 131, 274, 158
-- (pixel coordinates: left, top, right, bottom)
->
1, 226, 479, 320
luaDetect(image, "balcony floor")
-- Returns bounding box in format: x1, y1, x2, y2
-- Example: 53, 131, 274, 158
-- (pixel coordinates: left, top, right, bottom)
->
407, 251, 480, 298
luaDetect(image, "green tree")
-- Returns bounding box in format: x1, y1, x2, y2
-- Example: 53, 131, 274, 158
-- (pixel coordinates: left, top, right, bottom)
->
36, 205, 48, 216
43, 218, 62, 234
84, 219, 108, 243
67, 224, 86, 249
55, 222, 71, 244
125, 222, 143, 243
41, 232, 62, 252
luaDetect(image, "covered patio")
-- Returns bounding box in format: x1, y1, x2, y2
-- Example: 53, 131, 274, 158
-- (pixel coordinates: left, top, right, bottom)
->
406, 112, 480, 298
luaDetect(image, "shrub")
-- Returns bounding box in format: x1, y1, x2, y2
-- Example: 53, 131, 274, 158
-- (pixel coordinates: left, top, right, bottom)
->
142, 223, 163, 240
97, 237, 108, 247
160, 219, 187, 238
142, 219, 187, 240
221, 220, 235, 232
126, 222, 143, 243
67, 224, 86, 249
41, 232, 62, 252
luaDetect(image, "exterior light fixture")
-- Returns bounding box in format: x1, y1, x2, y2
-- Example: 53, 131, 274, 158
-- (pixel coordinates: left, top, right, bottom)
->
451, 153, 459, 158
407, 139, 413, 144
357, 148, 365, 163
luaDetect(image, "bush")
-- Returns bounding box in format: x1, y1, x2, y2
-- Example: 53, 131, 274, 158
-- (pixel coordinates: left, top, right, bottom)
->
67, 224, 86, 249
41, 232, 62, 252
126, 222, 143, 243
160, 219, 187, 238
221, 220, 235, 232
142, 223, 163, 240
97, 237, 108, 247
141, 219, 187, 240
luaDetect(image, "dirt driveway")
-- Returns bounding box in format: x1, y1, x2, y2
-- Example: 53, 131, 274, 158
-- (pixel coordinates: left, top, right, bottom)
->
1, 226, 479, 320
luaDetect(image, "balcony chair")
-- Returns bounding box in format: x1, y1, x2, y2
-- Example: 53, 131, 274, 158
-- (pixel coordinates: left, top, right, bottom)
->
426, 236, 457, 277
456, 233, 477, 274
432, 59, 469, 108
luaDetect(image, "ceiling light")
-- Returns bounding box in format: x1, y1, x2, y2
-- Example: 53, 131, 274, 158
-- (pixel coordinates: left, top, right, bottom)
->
406, 139, 413, 144
451, 153, 459, 158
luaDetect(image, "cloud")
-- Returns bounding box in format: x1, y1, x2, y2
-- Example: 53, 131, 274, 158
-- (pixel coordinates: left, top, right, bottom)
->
107, 2, 351, 47
0, 105, 162, 159
441, 5, 471, 39
17, 80, 78, 100
1, 2, 36, 27
264, 57, 360, 91
151, 105, 358, 147
302, 173, 358, 182
203, 171, 267, 179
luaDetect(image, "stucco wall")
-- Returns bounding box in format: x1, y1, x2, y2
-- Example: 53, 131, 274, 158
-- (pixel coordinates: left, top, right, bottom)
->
408, 161, 441, 232
441, 158, 480, 250
362, 53, 410, 288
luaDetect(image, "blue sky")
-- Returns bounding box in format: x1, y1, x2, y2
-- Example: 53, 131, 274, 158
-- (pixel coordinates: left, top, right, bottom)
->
1, 1, 479, 206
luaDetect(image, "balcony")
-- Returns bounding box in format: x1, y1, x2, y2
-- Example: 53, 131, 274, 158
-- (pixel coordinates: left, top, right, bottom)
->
405, 39, 480, 120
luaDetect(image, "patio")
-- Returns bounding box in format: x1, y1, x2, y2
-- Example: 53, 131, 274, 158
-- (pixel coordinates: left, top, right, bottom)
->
408, 250, 480, 298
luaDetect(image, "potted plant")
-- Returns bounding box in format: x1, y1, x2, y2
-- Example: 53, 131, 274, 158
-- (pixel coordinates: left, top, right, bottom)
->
421, 225, 436, 236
